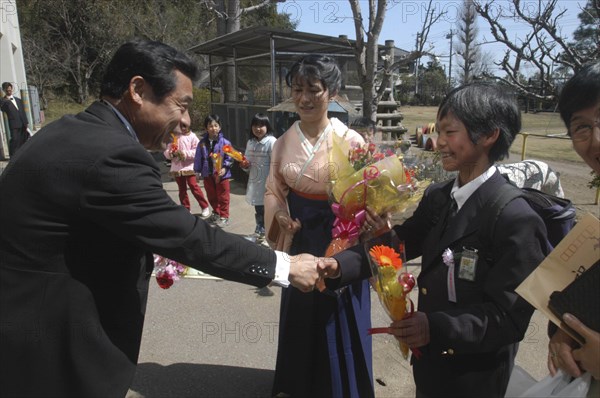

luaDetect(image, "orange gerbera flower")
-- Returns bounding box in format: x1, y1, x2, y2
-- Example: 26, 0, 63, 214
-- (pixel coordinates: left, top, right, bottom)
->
369, 245, 403, 270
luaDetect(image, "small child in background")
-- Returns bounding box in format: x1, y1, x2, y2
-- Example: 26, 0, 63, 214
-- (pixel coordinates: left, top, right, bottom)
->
240, 113, 277, 241
194, 114, 233, 227
351, 117, 376, 143
164, 123, 210, 216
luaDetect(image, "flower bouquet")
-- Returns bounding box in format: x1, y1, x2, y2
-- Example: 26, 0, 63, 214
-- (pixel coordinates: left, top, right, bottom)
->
364, 231, 421, 359
324, 133, 430, 256
211, 152, 222, 176
222, 144, 247, 163
153, 255, 188, 289
168, 133, 185, 161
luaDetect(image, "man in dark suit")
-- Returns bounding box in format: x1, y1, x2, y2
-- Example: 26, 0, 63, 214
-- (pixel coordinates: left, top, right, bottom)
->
1, 81, 30, 155
327, 83, 551, 397
549, 61, 600, 382
0, 40, 331, 397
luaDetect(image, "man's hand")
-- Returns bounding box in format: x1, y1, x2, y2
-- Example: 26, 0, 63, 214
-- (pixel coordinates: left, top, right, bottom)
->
314, 257, 340, 292
564, 313, 600, 380
317, 257, 340, 279
288, 253, 319, 292
548, 327, 581, 377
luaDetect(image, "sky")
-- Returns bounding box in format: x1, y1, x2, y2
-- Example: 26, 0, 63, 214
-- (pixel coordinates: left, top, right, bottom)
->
276, 0, 586, 77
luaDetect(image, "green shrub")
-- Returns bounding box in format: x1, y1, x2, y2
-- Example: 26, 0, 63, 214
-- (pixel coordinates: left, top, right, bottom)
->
190, 87, 212, 130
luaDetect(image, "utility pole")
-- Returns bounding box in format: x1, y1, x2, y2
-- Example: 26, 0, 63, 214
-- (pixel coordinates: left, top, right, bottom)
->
415, 33, 421, 95
446, 30, 454, 89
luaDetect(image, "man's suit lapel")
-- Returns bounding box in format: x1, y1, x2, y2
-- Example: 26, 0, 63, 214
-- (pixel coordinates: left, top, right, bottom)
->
4, 97, 17, 112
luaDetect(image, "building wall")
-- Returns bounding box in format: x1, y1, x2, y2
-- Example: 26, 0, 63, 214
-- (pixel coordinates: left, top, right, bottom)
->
0, 0, 30, 159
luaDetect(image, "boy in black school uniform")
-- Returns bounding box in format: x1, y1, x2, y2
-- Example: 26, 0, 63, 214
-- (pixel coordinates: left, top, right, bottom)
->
361, 83, 551, 397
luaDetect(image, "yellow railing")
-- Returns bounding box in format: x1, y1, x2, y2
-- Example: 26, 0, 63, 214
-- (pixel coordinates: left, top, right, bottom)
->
518, 132, 599, 205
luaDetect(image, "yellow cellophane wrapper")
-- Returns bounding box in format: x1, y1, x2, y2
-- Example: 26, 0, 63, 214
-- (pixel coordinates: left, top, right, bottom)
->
331, 155, 406, 215
329, 131, 425, 219
211, 152, 222, 173
374, 265, 410, 358
329, 132, 357, 183
223, 145, 245, 162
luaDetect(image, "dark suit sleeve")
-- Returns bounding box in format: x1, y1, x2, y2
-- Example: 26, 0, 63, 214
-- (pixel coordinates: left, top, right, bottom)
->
327, 187, 438, 289
426, 198, 550, 354
327, 244, 371, 289
79, 142, 275, 287
0, 98, 7, 111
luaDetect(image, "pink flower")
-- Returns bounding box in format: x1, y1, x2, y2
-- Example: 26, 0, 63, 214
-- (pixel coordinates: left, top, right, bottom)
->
153, 255, 187, 289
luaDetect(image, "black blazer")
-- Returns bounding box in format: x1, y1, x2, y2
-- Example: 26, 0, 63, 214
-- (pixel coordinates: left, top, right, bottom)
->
334, 172, 550, 397
0, 101, 277, 397
0, 95, 28, 129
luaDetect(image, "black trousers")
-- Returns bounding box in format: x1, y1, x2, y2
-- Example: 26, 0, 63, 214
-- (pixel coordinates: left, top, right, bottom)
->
8, 127, 29, 156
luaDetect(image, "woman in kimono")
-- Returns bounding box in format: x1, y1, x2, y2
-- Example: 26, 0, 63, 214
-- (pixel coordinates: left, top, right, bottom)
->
265, 54, 374, 398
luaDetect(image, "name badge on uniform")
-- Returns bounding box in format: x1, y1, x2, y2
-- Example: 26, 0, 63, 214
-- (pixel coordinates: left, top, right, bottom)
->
458, 248, 478, 281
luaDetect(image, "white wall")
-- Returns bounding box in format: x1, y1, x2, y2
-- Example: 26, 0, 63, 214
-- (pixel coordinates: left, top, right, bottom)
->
0, 0, 29, 159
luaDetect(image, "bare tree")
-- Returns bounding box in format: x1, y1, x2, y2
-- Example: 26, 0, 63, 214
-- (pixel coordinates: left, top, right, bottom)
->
21, 36, 59, 110
347, 0, 387, 121
19, 0, 123, 104
456, 0, 480, 84
474, 0, 599, 102
348, 0, 443, 120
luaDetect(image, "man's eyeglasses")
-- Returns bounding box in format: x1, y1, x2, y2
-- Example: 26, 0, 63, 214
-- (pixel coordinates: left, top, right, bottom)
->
569, 117, 599, 142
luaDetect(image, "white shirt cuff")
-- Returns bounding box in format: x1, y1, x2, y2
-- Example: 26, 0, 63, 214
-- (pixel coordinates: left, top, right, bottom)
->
272, 250, 291, 288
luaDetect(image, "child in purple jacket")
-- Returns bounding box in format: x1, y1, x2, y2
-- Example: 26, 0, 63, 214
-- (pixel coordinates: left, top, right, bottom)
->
194, 114, 233, 227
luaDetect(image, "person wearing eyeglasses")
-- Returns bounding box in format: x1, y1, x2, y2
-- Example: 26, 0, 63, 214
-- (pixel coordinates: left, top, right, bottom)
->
548, 61, 600, 386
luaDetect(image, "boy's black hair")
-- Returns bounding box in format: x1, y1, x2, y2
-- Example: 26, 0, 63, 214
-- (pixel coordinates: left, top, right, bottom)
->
204, 114, 221, 129
249, 113, 274, 139
438, 82, 521, 163
558, 61, 600, 133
